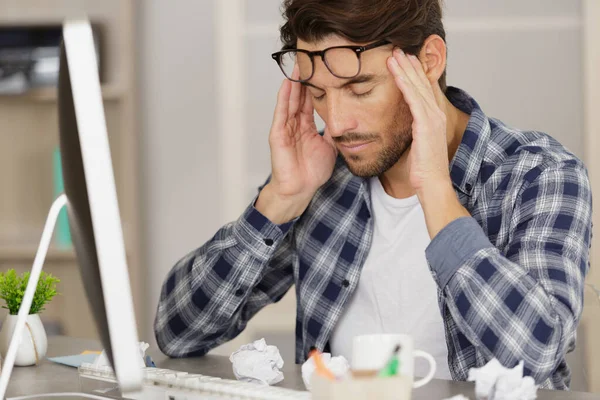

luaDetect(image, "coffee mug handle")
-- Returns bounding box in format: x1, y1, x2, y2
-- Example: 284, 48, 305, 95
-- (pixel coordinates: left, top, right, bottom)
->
412, 350, 437, 389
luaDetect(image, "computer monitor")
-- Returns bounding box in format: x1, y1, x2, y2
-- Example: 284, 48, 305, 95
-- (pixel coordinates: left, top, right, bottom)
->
57, 20, 142, 393
0, 19, 141, 399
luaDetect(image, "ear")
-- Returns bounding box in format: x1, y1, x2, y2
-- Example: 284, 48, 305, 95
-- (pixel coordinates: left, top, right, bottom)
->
418, 34, 446, 88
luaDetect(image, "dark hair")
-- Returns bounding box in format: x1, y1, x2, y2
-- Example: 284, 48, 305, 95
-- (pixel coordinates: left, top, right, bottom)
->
280, 0, 447, 92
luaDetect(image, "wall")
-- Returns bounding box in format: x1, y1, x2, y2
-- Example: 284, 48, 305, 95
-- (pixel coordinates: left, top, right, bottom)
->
446, 1, 583, 158
137, 0, 222, 343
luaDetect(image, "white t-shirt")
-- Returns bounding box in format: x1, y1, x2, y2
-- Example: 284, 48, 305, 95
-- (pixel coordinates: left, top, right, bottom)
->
330, 177, 452, 380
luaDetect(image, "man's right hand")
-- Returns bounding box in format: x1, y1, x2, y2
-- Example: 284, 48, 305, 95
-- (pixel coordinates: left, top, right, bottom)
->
255, 66, 337, 224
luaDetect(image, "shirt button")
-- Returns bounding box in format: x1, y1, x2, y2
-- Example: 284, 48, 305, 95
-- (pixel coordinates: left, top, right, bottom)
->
465, 183, 473, 192
235, 288, 245, 297
342, 279, 350, 288
264, 238, 274, 246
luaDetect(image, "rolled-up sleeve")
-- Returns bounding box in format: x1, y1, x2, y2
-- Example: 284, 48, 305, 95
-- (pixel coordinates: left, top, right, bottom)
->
154, 197, 298, 358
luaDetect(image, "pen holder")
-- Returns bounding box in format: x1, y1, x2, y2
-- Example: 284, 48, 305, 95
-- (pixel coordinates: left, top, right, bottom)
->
310, 374, 412, 400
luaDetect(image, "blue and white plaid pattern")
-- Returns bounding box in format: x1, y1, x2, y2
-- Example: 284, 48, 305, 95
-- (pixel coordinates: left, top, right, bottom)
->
154, 88, 592, 390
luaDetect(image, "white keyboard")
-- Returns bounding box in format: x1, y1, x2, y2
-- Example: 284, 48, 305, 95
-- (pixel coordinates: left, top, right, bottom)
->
78, 363, 311, 400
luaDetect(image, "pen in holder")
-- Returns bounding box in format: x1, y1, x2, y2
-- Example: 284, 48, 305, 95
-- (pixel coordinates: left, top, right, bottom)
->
309, 343, 413, 400
310, 334, 437, 399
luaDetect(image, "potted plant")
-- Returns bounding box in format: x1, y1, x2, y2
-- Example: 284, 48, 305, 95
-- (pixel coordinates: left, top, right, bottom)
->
0, 269, 60, 366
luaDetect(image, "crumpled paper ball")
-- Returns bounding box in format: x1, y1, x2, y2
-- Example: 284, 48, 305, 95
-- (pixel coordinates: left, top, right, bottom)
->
301, 352, 349, 390
229, 338, 284, 385
468, 359, 537, 400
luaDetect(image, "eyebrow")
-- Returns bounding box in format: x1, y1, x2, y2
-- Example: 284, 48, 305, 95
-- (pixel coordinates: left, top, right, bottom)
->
301, 74, 378, 91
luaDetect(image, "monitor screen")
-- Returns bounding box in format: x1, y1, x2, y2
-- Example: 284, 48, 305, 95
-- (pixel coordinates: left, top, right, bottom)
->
57, 19, 142, 394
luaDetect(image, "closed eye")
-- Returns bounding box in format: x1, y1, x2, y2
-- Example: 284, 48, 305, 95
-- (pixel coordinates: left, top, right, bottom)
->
353, 89, 373, 98
312, 92, 326, 101
302, 82, 326, 102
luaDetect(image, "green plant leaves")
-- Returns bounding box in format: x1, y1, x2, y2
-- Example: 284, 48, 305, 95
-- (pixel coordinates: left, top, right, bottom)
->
0, 269, 60, 315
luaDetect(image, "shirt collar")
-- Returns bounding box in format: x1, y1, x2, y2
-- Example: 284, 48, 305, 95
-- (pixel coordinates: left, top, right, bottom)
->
446, 87, 491, 196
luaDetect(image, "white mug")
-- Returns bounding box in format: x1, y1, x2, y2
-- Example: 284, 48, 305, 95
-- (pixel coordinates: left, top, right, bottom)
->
352, 334, 436, 389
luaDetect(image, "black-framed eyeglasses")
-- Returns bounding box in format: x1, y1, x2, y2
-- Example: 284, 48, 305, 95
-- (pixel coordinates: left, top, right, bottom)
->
271, 40, 391, 83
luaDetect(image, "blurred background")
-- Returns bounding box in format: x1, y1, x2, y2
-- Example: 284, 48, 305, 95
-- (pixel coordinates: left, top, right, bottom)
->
0, 0, 599, 393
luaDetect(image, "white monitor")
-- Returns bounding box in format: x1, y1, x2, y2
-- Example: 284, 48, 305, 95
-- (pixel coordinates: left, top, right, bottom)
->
57, 19, 142, 394
0, 19, 142, 399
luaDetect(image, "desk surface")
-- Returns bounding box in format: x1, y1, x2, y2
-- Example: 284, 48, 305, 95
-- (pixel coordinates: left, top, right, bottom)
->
6, 336, 600, 399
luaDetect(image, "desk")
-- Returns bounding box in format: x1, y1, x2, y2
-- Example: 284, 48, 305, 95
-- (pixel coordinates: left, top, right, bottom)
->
6, 336, 600, 399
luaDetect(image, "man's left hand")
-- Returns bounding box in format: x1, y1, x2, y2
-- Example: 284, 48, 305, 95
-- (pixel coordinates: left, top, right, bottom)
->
387, 47, 450, 194
387, 48, 470, 238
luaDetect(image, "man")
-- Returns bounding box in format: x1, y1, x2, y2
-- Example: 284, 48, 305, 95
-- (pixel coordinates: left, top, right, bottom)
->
154, 0, 592, 390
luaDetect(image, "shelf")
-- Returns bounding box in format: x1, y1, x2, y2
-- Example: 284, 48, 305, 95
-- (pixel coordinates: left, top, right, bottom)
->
0, 85, 123, 103
0, 245, 76, 262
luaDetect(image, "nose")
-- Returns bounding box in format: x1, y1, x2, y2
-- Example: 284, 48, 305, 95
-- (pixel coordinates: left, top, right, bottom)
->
324, 93, 358, 138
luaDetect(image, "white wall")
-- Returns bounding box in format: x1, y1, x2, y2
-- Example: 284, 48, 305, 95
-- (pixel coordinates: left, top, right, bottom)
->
137, 0, 223, 344
445, 0, 583, 158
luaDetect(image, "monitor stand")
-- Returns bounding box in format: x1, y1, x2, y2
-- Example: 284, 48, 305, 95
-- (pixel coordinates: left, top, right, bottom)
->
0, 195, 67, 398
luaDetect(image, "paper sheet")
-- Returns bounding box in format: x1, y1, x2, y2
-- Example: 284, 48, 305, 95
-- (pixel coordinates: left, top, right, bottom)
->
47, 353, 99, 368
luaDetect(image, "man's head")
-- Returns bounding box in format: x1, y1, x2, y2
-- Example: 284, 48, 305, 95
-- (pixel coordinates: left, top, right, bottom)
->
279, 0, 447, 177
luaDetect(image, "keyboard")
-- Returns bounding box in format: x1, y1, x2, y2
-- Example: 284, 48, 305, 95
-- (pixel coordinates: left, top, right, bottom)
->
78, 362, 311, 400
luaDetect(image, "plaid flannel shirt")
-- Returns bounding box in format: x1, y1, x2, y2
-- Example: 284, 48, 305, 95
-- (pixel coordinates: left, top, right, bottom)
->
155, 87, 592, 390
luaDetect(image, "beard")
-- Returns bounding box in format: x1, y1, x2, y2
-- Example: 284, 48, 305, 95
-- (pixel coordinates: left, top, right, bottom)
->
335, 106, 413, 178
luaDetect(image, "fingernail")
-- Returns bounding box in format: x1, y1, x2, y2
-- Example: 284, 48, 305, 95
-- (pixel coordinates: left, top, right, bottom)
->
394, 48, 404, 56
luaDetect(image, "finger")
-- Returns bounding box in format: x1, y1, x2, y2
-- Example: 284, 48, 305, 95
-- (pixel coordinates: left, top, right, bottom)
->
387, 56, 429, 121
392, 48, 421, 88
288, 64, 302, 116
298, 83, 307, 114
408, 53, 433, 90
300, 85, 314, 115
390, 50, 437, 113
406, 54, 437, 108
300, 92, 317, 129
272, 79, 292, 131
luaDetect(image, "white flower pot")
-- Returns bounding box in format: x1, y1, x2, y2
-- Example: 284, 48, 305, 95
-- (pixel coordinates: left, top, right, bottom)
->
0, 314, 48, 366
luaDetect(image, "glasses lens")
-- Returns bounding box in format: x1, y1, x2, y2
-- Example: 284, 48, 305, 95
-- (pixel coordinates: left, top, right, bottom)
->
278, 51, 312, 81
324, 48, 360, 78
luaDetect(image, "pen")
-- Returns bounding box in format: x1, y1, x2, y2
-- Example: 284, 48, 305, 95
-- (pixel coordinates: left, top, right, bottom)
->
309, 349, 336, 381
378, 345, 401, 378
